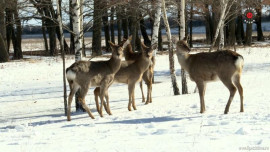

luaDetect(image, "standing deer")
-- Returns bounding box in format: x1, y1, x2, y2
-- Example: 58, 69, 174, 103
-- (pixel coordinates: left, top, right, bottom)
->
175, 39, 244, 114
121, 40, 155, 104
65, 37, 131, 121
94, 42, 154, 113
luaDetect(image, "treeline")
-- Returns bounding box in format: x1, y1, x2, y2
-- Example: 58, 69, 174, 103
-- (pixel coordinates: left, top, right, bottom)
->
0, 0, 270, 63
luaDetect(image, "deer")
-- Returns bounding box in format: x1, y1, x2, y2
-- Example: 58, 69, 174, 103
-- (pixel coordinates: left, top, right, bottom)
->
65, 37, 131, 121
174, 38, 244, 114
94, 42, 154, 114
121, 40, 155, 104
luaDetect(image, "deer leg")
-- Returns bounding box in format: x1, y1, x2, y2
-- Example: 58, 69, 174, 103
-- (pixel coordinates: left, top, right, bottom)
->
128, 83, 135, 111
67, 89, 76, 121
196, 81, 206, 113
104, 90, 112, 115
148, 69, 153, 103
140, 81, 145, 103
221, 78, 237, 114
79, 98, 95, 119
132, 89, 137, 110
78, 86, 95, 119
94, 87, 100, 113
233, 74, 244, 113
99, 84, 111, 117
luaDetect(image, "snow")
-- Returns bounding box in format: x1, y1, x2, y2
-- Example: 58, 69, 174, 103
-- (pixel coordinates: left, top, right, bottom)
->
1, 47, 270, 152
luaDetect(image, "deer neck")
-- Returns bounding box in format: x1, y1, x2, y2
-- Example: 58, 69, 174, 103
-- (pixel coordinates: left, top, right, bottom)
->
136, 56, 151, 73
108, 55, 122, 73
176, 52, 190, 71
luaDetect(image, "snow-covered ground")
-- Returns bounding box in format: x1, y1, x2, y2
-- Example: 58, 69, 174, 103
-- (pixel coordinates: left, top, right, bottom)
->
1, 47, 270, 152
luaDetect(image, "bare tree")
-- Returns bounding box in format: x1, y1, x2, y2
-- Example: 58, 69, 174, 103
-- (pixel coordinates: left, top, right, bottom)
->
57, 0, 67, 115
179, 0, 188, 94
0, 0, 9, 62
161, 0, 180, 95
92, 0, 102, 56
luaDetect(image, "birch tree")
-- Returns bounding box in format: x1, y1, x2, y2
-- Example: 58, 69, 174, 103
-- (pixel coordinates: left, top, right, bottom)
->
151, 0, 162, 57
178, 0, 188, 94
161, 0, 180, 95
72, 0, 82, 60
72, 0, 84, 111
209, 0, 228, 51
56, 0, 67, 115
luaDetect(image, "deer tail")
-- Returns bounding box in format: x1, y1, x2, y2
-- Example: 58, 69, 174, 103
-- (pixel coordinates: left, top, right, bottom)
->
66, 67, 76, 81
235, 55, 244, 71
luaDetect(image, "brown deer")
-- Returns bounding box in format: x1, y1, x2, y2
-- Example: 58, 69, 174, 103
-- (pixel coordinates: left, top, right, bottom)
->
175, 39, 244, 114
65, 37, 131, 121
121, 40, 155, 104
94, 42, 154, 113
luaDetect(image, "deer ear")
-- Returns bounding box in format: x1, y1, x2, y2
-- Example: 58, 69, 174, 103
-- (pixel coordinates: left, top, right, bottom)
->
108, 41, 116, 51
183, 36, 189, 43
151, 43, 158, 50
172, 36, 177, 44
122, 36, 132, 49
141, 42, 149, 49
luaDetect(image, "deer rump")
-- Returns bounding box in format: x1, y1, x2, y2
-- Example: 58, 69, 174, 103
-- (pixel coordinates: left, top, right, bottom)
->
184, 50, 244, 82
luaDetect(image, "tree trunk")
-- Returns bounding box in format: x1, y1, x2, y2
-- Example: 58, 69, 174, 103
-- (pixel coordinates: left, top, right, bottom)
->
57, 0, 68, 116
92, 0, 102, 56
204, 4, 212, 44
0, 0, 9, 62
6, 9, 12, 53
151, 0, 162, 56
140, 13, 151, 47
189, 2, 193, 48
178, 0, 188, 94
245, 23, 252, 46
161, 0, 180, 95
158, 24, 163, 51
121, 7, 129, 39
236, 15, 244, 45
255, 4, 264, 41
218, 25, 225, 50
72, 0, 84, 111
110, 7, 115, 44
116, 6, 122, 45
12, 3, 23, 60
69, 0, 75, 54
135, 23, 141, 51
41, 17, 49, 53
102, 6, 110, 51
227, 8, 236, 46
209, 0, 228, 52
128, 1, 137, 51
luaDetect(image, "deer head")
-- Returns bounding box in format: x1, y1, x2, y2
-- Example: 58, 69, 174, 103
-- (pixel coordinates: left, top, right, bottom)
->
176, 39, 191, 53
109, 36, 132, 59
141, 42, 154, 59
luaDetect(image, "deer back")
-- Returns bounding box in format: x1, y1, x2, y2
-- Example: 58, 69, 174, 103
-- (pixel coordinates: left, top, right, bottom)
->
176, 40, 244, 82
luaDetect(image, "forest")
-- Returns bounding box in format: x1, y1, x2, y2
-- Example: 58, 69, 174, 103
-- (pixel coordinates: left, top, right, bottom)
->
0, 0, 270, 151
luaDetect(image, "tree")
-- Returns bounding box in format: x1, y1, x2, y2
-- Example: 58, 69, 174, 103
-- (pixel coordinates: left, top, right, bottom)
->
179, 0, 188, 94
102, 3, 110, 51
57, 0, 67, 115
161, 0, 180, 95
8, 0, 23, 59
72, 0, 84, 111
92, 0, 102, 56
255, 0, 264, 41
0, 0, 9, 62
152, 0, 161, 56
110, 6, 115, 43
